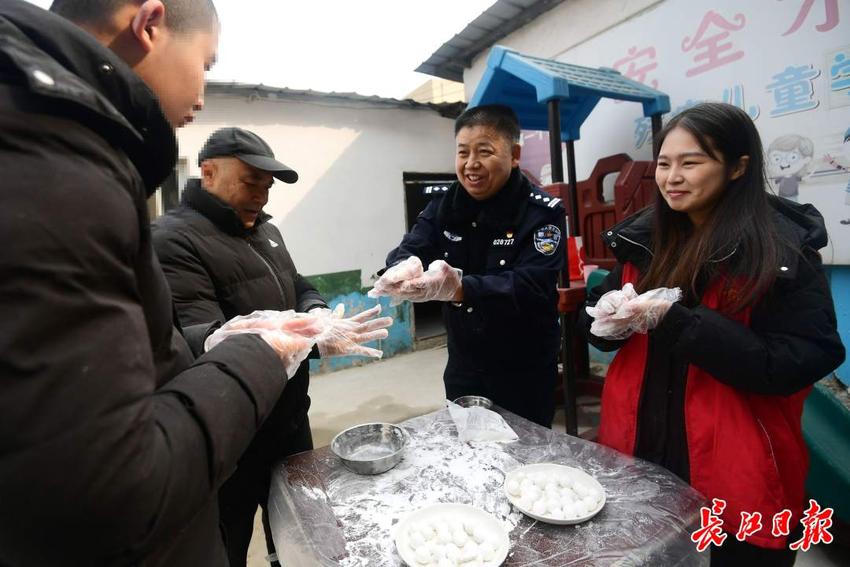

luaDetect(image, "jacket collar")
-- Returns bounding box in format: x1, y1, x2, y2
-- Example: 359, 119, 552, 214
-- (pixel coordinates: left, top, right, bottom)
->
602, 195, 828, 278
0, 0, 176, 195
438, 168, 530, 232
182, 178, 270, 237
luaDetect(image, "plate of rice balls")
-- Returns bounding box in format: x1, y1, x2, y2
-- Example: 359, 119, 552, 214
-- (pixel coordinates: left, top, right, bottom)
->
503, 463, 605, 525
393, 503, 509, 566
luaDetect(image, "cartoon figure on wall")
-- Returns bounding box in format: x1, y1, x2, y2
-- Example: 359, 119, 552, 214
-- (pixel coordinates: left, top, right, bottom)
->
767, 134, 814, 202
825, 126, 850, 225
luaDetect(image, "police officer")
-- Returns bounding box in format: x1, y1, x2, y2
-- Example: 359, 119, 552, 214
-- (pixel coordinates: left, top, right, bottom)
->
372, 105, 566, 427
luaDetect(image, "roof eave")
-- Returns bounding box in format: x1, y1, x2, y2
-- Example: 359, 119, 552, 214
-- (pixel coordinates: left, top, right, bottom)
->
415, 0, 568, 81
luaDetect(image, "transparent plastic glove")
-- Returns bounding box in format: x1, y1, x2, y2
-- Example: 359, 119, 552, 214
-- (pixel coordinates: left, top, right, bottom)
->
368, 256, 424, 304
618, 287, 682, 334
585, 286, 682, 339
204, 310, 323, 378
585, 283, 639, 318
311, 304, 393, 358
394, 260, 463, 303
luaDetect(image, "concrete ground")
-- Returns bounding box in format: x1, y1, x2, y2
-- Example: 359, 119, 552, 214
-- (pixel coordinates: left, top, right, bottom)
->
245, 346, 848, 566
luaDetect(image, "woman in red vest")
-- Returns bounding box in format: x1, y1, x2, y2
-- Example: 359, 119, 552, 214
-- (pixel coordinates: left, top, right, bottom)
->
580, 102, 844, 566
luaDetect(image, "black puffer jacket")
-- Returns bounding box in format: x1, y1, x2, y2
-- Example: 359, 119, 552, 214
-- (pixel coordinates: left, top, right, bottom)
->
152, 179, 327, 445
579, 196, 845, 481
0, 2, 287, 565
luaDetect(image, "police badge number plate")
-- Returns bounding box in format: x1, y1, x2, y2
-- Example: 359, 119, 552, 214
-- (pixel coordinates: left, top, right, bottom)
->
534, 224, 561, 256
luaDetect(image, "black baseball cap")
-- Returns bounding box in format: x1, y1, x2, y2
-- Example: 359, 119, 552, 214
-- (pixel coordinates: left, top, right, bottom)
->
198, 127, 299, 184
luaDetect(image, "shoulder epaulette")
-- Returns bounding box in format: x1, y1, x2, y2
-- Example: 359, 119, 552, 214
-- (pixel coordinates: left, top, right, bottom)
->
527, 188, 563, 209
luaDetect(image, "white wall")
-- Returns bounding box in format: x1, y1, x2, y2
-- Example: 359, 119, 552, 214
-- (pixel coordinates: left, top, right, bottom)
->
177, 94, 456, 284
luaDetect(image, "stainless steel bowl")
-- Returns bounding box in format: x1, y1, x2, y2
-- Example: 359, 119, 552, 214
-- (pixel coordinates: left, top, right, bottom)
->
452, 395, 494, 409
330, 423, 407, 475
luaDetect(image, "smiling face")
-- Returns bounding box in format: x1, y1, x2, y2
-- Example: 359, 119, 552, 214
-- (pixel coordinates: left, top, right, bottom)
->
201, 158, 274, 228
455, 125, 521, 201
655, 127, 748, 226
768, 149, 809, 178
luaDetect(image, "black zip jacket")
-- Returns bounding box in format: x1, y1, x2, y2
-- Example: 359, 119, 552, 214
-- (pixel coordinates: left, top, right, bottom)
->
152, 179, 328, 450
578, 197, 845, 480
0, 2, 289, 565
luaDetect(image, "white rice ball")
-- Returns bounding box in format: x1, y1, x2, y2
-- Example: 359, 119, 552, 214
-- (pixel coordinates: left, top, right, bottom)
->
409, 530, 426, 549
414, 545, 432, 564
472, 525, 488, 545
480, 540, 497, 562
532, 500, 547, 515
452, 528, 468, 547
458, 541, 479, 563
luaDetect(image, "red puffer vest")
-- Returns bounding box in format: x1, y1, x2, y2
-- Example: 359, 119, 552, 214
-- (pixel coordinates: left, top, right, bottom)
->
599, 263, 810, 549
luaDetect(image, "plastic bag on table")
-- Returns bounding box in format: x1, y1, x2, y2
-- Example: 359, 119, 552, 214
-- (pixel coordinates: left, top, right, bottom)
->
447, 400, 518, 444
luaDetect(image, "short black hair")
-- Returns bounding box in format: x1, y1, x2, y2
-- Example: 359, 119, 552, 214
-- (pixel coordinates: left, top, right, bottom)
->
454, 104, 521, 144
50, 0, 218, 34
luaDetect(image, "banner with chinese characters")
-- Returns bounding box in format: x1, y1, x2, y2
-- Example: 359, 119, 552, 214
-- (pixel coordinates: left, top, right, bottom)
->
519, 0, 850, 264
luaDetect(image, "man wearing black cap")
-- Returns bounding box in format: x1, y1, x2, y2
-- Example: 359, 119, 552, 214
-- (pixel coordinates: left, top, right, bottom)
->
152, 127, 389, 566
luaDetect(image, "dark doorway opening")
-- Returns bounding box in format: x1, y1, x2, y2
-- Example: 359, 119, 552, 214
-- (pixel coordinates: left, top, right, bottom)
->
402, 172, 457, 341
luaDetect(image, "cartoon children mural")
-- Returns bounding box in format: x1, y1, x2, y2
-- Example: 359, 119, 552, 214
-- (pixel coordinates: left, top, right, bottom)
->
767, 134, 815, 202
832, 126, 850, 225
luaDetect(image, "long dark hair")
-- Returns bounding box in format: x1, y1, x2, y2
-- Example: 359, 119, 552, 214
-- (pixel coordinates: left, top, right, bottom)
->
638, 102, 777, 312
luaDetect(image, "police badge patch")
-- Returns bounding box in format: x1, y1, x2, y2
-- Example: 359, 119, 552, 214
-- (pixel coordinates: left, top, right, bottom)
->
533, 224, 561, 256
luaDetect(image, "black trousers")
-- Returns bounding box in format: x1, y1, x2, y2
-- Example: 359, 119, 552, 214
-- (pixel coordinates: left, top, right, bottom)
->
708, 523, 802, 566
219, 414, 313, 567
445, 361, 558, 428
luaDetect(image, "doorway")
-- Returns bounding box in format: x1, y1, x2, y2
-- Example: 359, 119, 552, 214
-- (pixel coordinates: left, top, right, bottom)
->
402, 172, 457, 341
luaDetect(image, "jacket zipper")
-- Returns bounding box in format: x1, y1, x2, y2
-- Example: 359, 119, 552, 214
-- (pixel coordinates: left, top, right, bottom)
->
632, 336, 654, 451
247, 239, 287, 306
756, 417, 782, 481
617, 233, 654, 257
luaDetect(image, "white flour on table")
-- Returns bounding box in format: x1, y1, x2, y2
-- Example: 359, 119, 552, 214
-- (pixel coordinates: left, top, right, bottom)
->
327, 417, 523, 566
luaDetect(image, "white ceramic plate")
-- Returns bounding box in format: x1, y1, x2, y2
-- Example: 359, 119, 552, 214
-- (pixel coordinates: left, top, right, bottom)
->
503, 463, 606, 525
394, 503, 510, 567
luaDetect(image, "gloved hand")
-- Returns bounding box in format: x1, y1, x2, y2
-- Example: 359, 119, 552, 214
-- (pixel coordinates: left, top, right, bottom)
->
309, 304, 393, 358
395, 260, 463, 303
368, 256, 424, 303
585, 283, 640, 318
204, 310, 323, 378
585, 284, 682, 340
619, 291, 681, 333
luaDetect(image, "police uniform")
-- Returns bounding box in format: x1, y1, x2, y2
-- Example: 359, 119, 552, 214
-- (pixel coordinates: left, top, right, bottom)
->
386, 168, 565, 426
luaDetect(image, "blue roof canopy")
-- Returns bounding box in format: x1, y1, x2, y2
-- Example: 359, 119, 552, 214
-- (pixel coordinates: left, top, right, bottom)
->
469, 46, 671, 141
